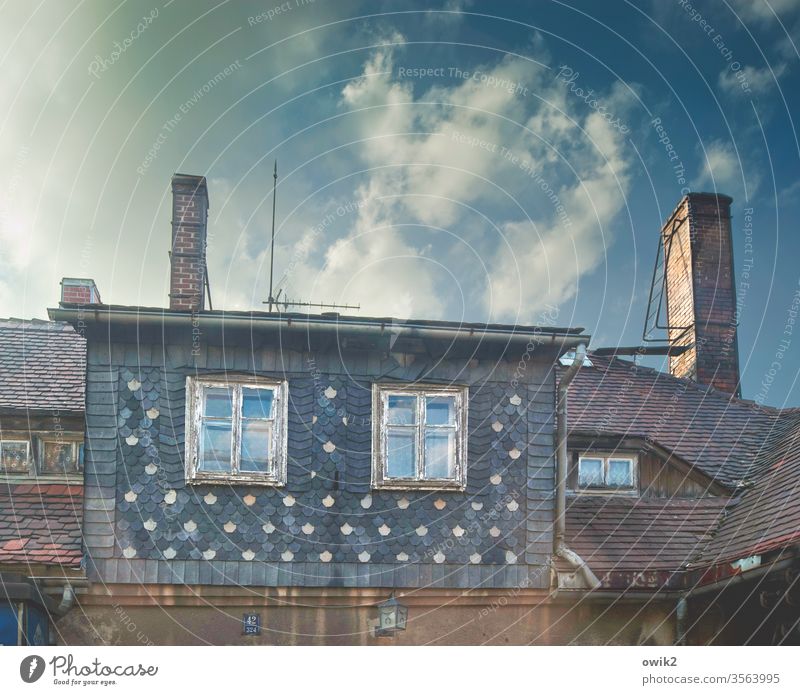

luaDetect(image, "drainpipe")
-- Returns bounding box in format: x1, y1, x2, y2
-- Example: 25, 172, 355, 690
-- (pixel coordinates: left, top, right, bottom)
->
56, 584, 75, 616
554, 344, 601, 590
675, 595, 688, 645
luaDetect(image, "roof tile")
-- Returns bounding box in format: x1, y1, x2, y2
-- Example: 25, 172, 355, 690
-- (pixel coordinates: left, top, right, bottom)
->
0, 319, 85, 414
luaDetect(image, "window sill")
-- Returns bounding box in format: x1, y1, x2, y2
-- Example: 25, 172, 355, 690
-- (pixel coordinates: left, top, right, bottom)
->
567, 488, 638, 497
372, 480, 466, 492
0, 474, 83, 485
187, 474, 285, 487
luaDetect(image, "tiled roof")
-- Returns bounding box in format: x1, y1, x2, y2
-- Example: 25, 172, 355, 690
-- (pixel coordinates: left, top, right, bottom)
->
564, 354, 800, 582
0, 483, 84, 568
0, 318, 86, 414
566, 355, 780, 488
565, 495, 729, 587
699, 410, 800, 564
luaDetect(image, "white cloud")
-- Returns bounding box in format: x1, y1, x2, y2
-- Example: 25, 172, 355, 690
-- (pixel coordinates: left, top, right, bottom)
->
727, 0, 800, 23
694, 140, 741, 191
718, 62, 786, 97
289, 39, 634, 321
0, 8, 634, 325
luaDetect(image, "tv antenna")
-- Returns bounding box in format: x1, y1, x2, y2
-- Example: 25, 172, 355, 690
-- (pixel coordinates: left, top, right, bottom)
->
263, 161, 360, 314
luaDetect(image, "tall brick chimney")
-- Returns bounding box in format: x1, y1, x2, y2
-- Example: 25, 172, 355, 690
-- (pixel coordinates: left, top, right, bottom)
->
663, 192, 740, 397
169, 174, 209, 311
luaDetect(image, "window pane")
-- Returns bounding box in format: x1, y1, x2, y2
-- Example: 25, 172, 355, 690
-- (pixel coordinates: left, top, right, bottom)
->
204, 387, 233, 418
241, 420, 272, 473
386, 428, 416, 478
387, 395, 416, 425
1, 441, 29, 473
578, 458, 604, 487
424, 429, 456, 478
199, 421, 232, 472
242, 388, 274, 420
608, 459, 633, 487
426, 396, 455, 426
40, 442, 76, 475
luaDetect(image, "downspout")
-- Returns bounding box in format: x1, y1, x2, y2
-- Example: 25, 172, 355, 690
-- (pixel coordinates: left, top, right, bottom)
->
675, 595, 688, 645
56, 584, 75, 616
554, 344, 601, 590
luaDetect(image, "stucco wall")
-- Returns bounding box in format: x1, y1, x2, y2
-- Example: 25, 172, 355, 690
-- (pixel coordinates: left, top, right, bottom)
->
57, 589, 679, 646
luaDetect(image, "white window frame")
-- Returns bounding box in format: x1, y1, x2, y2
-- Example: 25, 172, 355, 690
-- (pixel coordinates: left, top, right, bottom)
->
577, 453, 637, 492
185, 375, 288, 486
372, 383, 468, 490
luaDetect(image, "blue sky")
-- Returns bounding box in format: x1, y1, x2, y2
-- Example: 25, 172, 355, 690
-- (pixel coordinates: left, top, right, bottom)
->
0, 0, 798, 405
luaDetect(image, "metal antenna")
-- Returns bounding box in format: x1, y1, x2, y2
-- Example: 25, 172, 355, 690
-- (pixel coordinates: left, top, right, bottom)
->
267, 160, 278, 312
262, 159, 361, 314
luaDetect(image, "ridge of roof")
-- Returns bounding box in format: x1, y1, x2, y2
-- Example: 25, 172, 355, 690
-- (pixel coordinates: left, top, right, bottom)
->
0, 318, 78, 332
584, 353, 783, 414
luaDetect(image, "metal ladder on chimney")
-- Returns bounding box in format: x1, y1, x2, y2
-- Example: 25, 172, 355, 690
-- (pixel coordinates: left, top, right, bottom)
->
642, 216, 692, 343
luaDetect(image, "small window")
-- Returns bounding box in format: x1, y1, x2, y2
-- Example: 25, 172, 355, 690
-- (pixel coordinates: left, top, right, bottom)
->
578, 454, 636, 491
38, 439, 83, 475
373, 384, 467, 490
186, 376, 288, 485
0, 440, 31, 474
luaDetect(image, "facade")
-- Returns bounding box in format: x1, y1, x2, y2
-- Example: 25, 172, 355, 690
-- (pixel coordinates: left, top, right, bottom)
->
0, 175, 788, 645
0, 318, 86, 645
48, 304, 588, 644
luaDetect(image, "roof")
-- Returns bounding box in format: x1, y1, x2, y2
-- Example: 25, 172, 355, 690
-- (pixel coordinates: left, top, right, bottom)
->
564, 353, 800, 586
0, 483, 83, 568
49, 304, 587, 351
0, 319, 86, 414
699, 409, 800, 564
50, 304, 586, 337
565, 496, 729, 588
566, 355, 780, 488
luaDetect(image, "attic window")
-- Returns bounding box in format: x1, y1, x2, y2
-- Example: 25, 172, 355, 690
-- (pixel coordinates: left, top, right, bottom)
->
37, 438, 84, 475
372, 384, 468, 490
0, 440, 30, 474
1, 437, 84, 478
578, 454, 636, 491
186, 376, 288, 486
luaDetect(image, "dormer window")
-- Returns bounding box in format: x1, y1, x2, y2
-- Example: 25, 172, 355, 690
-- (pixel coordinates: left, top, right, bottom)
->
1, 436, 84, 478
578, 454, 636, 491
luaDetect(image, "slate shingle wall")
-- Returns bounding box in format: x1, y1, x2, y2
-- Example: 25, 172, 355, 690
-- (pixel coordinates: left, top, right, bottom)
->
83, 340, 556, 589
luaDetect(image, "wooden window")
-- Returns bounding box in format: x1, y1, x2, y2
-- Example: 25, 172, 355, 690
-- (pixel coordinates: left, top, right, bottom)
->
577, 454, 636, 491
1, 435, 84, 478
37, 439, 83, 475
185, 376, 288, 485
372, 384, 468, 490
0, 439, 31, 474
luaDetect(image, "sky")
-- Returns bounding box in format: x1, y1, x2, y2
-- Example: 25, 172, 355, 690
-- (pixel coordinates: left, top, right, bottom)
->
0, 0, 798, 406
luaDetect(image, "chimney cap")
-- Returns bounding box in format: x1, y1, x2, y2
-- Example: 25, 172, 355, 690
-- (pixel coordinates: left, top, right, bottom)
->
172, 172, 208, 187
685, 191, 733, 205
171, 173, 209, 206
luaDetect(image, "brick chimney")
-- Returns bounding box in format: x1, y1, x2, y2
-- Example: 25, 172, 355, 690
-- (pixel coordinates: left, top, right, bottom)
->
60, 277, 102, 306
169, 174, 209, 311
663, 192, 740, 396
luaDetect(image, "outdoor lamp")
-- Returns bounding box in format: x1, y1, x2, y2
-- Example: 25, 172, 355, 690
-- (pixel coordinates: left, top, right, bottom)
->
376, 594, 408, 636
